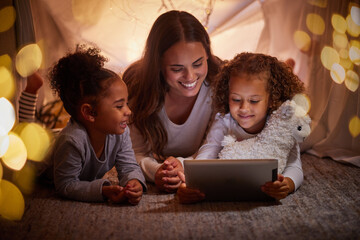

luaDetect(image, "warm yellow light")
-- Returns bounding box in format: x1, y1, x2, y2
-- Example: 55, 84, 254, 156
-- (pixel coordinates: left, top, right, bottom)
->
331, 14, 347, 34
0, 163, 2, 180
345, 70, 359, 92
321, 46, 340, 70
349, 116, 360, 138
340, 57, 353, 70
72, 0, 107, 26
339, 48, 349, 59
15, 43, 43, 78
0, 67, 15, 99
333, 31, 348, 49
1, 132, 27, 171
306, 13, 325, 35
349, 46, 360, 65
0, 97, 15, 136
350, 40, 360, 49
13, 122, 53, 162
0, 6, 16, 33
12, 162, 36, 195
293, 31, 311, 52
346, 14, 360, 37
307, 0, 327, 8
330, 63, 346, 84
0, 54, 12, 71
350, 6, 360, 26
292, 94, 311, 116
0, 134, 9, 158
0, 180, 25, 220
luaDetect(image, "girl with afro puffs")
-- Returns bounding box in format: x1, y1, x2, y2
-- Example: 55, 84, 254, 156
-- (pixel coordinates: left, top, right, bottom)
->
177, 52, 306, 203
41, 45, 146, 204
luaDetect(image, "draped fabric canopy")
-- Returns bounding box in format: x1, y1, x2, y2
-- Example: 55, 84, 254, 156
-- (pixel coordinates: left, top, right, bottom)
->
12, 0, 360, 166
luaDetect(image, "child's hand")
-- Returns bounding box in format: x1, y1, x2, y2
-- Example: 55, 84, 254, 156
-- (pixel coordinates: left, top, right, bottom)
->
154, 157, 183, 193
124, 179, 143, 205
261, 174, 295, 200
102, 185, 126, 203
176, 171, 205, 204
24, 72, 44, 94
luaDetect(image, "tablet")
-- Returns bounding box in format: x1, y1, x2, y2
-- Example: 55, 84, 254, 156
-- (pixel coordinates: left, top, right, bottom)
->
183, 159, 278, 201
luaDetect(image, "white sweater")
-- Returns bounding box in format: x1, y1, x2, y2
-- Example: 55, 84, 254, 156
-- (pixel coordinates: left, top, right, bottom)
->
129, 83, 213, 182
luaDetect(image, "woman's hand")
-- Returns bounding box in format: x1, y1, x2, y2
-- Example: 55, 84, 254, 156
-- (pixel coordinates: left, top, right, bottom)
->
261, 174, 295, 200
177, 171, 205, 204
155, 157, 183, 193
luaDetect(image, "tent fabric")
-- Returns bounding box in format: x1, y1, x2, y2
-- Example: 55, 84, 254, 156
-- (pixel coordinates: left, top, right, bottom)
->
19, 0, 360, 166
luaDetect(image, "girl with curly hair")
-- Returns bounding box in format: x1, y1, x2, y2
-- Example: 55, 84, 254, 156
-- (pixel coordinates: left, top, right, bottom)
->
43, 45, 146, 204
123, 10, 221, 192
178, 52, 306, 203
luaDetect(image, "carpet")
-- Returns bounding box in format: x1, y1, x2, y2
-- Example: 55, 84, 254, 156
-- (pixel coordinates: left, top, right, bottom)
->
1, 153, 359, 240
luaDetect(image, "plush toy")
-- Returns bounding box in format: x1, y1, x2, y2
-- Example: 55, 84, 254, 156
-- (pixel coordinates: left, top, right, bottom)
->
218, 100, 311, 173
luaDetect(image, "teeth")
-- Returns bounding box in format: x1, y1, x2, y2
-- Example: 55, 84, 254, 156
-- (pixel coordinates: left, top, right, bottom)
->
181, 80, 197, 88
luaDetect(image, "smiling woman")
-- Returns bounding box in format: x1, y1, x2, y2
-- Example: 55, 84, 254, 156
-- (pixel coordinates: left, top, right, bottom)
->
162, 41, 209, 125
123, 10, 222, 192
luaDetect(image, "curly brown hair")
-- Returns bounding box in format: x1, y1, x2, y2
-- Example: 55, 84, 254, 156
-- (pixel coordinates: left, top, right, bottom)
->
212, 52, 305, 115
49, 45, 120, 120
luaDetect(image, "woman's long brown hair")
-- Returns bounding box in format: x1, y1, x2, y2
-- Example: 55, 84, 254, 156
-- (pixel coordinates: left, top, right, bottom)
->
123, 10, 221, 160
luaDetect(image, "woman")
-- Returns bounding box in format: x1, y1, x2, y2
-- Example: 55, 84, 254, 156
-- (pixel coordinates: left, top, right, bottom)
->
123, 10, 221, 192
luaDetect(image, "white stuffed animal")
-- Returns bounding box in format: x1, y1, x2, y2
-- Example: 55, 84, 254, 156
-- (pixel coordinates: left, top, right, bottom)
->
218, 100, 311, 173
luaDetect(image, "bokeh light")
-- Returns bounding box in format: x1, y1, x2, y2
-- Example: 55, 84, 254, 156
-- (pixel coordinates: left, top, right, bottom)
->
350, 6, 360, 26
349, 46, 360, 65
0, 54, 12, 71
333, 31, 348, 49
0, 180, 25, 221
345, 70, 359, 92
12, 162, 36, 195
293, 30, 311, 52
321, 46, 340, 70
339, 48, 349, 59
13, 123, 53, 162
0, 134, 9, 158
1, 133, 27, 171
330, 63, 346, 84
0, 97, 15, 136
72, 0, 107, 26
349, 116, 360, 138
0, 66, 16, 99
306, 13, 325, 35
331, 14, 347, 34
340, 57, 353, 70
346, 14, 360, 37
0, 6, 16, 33
0, 163, 2, 180
15, 43, 43, 78
350, 40, 360, 48
292, 93, 311, 116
